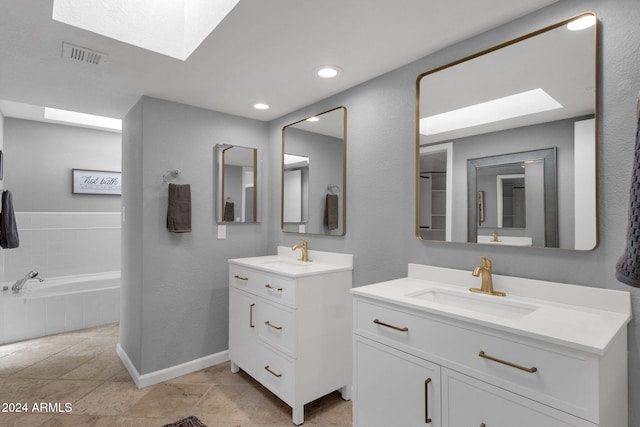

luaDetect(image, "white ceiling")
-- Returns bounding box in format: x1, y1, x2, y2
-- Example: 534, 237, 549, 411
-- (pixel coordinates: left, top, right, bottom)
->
0, 0, 559, 129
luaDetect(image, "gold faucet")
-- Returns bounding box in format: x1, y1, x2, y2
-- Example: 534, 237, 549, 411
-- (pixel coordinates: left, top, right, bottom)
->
491, 230, 500, 242
292, 239, 311, 262
470, 256, 506, 296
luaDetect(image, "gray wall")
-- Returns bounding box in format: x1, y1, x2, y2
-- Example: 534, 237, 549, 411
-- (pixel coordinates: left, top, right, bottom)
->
120, 96, 269, 375
268, 1, 640, 424
3, 118, 121, 212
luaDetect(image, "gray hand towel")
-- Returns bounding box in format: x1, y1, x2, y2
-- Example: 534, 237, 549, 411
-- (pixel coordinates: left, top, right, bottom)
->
0, 189, 20, 249
223, 201, 235, 222
167, 184, 192, 233
616, 112, 640, 286
323, 193, 339, 230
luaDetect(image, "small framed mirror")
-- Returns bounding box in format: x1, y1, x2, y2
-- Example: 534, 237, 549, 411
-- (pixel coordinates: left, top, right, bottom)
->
282, 106, 347, 236
416, 12, 598, 250
215, 144, 262, 223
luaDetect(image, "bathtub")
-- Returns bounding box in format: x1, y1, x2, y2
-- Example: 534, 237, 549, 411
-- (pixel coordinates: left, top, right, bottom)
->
0, 271, 120, 345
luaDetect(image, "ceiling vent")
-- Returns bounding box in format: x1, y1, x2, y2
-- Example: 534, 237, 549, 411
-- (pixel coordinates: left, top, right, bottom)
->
62, 42, 106, 65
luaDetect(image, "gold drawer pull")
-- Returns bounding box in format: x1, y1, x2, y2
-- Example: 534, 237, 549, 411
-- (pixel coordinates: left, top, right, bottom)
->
479, 351, 537, 373
265, 320, 283, 330
373, 319, 409, 332
234, 275, 249, 281
264, 365, 282, 378
265, 284, 283, 292
424, 378, 432, 424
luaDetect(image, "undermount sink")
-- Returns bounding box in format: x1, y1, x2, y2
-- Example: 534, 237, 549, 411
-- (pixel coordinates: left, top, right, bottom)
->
260, 259, 308, 269
407, 288, 538, 319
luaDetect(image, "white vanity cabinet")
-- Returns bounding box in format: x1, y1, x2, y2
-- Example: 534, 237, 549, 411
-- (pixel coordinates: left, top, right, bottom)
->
352, 264, 631, 427
228, 247, 353, 425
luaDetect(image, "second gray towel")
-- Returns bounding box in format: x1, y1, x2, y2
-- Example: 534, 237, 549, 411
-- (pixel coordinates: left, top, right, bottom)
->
324, 194, 339, 230
167, 184, 192, 233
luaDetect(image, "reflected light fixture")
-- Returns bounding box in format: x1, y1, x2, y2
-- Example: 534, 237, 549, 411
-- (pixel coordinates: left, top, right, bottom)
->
44, 107, 122, 131
420, 88, 563, 136
306, 116, 320, 122
253, 103, 270, 110
315, 65, 342, 79
567, 15, 596, 31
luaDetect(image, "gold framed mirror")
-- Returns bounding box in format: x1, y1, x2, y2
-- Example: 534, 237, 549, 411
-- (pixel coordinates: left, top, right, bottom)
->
416, 12, 598, 250
215, 144, 262, 223
282, 106, 347, 236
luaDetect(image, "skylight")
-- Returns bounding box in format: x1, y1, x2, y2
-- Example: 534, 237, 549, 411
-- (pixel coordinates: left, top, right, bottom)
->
420, 88, 563, 136
52, 0, 240, 60
44, 107, 122, 131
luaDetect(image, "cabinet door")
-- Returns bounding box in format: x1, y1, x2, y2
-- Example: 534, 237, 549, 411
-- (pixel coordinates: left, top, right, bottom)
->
442, 368, 595, 427
354, 337, 441, 427
229, 288, 259, 376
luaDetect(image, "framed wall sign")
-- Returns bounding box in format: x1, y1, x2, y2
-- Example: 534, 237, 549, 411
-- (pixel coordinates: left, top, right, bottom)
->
72, 169, 121, 195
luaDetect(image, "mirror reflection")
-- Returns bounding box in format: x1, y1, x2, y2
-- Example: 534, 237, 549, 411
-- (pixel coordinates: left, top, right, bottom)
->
215, 144, 262, 223
282, 106, 346, 236
417, 13, 597, 250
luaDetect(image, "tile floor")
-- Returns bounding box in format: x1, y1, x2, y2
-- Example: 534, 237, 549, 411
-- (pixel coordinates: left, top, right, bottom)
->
0, 323, 352, 426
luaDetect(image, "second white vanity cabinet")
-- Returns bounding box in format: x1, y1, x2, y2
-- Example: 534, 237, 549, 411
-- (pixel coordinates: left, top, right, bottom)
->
228, 247, 353, 425
352, 263, 631, 427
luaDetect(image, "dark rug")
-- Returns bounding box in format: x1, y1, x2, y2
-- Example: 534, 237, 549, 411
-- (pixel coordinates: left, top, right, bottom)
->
162, 416, 207, 427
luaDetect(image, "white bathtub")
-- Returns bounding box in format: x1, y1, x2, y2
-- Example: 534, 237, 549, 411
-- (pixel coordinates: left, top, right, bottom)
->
0, 272, 120, 345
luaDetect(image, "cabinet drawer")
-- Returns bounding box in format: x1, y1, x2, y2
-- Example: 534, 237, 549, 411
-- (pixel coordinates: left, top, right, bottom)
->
442, 368, 595, 427
257, 343, 295, 405
256, 300, 297, 358
354, 298, 598, 421
230, 265, 296, 307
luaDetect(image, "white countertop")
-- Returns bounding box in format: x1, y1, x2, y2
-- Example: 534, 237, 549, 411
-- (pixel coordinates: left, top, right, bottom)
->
229, 246, 353, 278
351, 264, 631, 355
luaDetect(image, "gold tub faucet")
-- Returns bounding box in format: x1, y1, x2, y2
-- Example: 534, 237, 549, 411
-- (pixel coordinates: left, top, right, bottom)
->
470, 256, 506, 296
292, 239, 311, 262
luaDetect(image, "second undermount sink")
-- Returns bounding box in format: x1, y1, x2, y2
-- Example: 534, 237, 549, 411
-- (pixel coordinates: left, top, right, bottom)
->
407, 288, 538, 319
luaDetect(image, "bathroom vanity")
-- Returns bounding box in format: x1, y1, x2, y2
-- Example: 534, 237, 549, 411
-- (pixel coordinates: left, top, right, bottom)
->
351, 263, 631, 427
228, 246, 353, 425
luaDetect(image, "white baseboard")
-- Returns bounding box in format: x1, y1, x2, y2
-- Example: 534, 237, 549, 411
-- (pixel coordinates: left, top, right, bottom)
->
116, 343, 229, 388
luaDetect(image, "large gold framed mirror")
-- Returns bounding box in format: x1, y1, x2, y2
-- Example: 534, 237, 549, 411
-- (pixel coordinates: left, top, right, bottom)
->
215, 144, 262, 223
282, 106, 347, 236
416, 12, 598, 250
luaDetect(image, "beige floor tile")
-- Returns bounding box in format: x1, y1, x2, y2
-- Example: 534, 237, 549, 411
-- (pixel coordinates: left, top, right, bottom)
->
9, 354, 95, 379
0, 351, 50, 377
126, 382, 211, 418
0, 412, 54, 427
168, 362, 257, 386
71, 381, 151, 416
61, 351, 130, 382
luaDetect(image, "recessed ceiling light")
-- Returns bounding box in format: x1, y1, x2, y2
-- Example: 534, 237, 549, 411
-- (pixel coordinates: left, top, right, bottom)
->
253, 103, 270, 110
306, 116, 320, 122
44, 107, 122, 131
315, 65, 343, 79
567, 15, 596, 31
420, 88, 563, 136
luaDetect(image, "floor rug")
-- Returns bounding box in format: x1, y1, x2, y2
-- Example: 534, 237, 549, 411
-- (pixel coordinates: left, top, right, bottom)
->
162, 415, 207, 427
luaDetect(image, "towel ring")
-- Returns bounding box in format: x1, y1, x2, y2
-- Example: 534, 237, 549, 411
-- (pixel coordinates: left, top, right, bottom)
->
327, 184, 340, 195
163, 169, 180, 184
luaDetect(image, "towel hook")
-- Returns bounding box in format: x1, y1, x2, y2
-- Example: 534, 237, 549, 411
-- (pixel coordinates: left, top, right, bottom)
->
327, 184, 340, 195
163, 169, 180, 184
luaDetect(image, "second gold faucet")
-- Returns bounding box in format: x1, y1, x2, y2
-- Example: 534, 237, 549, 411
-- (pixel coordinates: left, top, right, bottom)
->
292, 239, 312, 262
